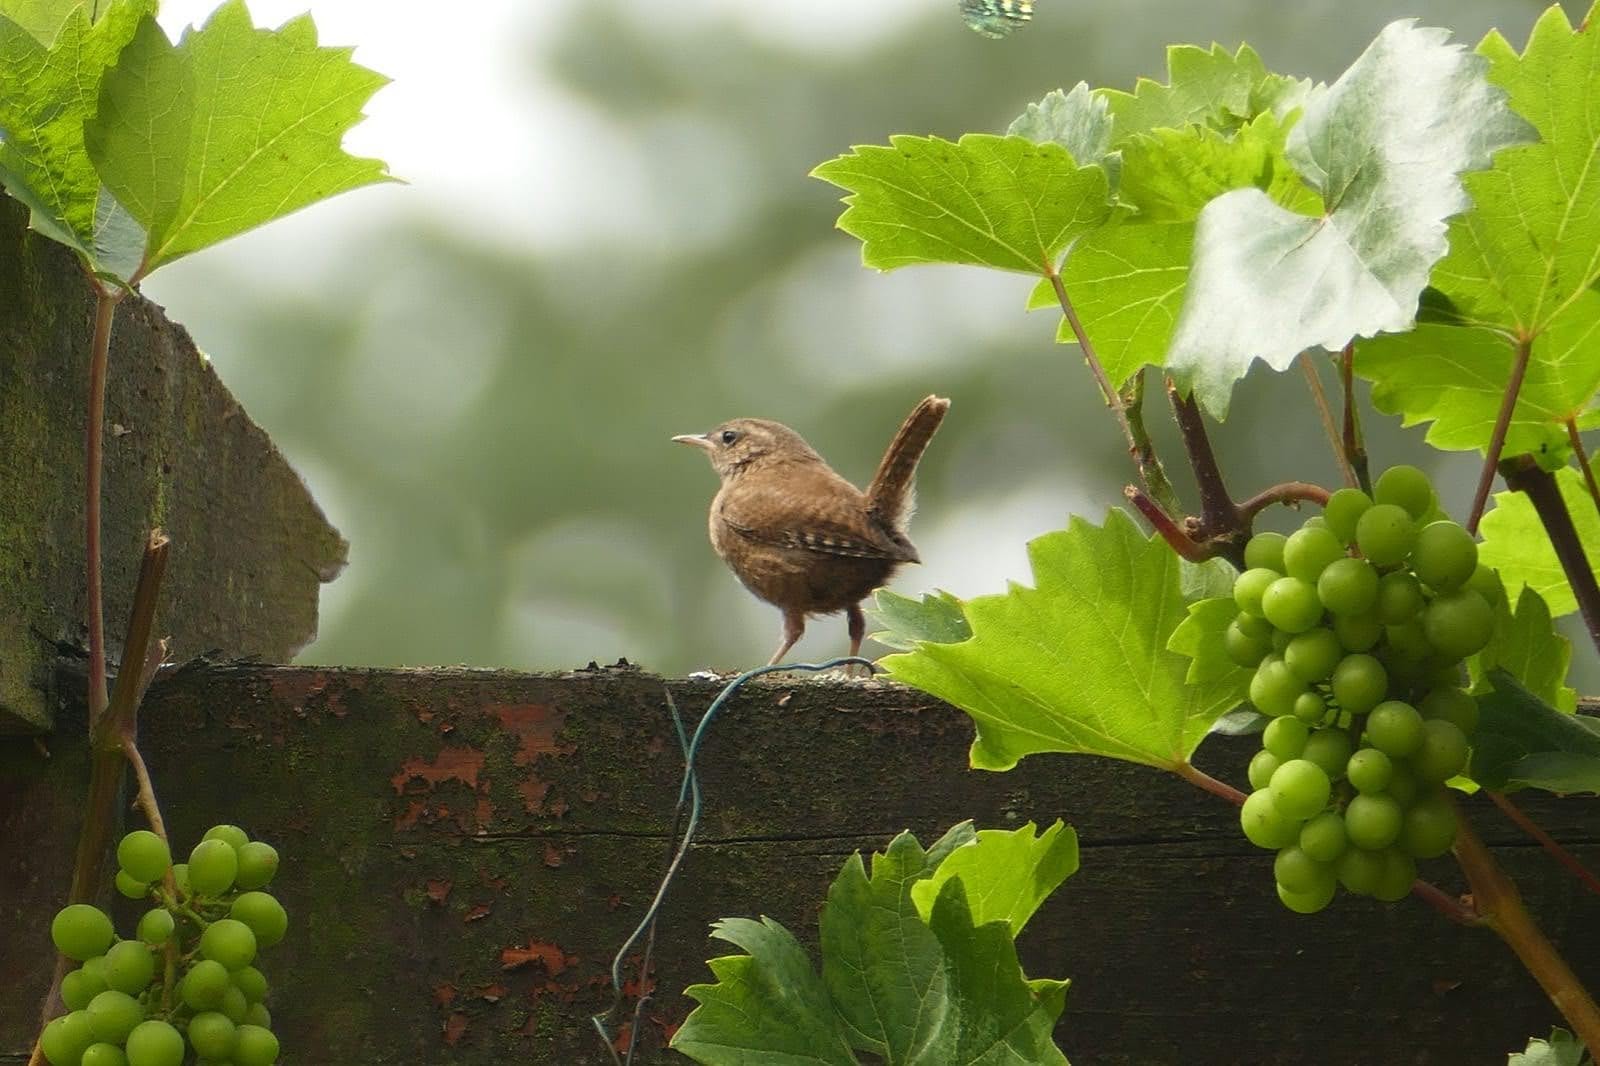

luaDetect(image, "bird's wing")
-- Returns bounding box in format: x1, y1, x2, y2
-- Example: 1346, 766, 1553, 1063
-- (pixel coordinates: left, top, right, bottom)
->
717, 468, 915, 561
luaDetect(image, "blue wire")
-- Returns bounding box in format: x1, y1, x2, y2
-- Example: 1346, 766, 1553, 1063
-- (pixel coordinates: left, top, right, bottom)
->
590, 656, 875, 1061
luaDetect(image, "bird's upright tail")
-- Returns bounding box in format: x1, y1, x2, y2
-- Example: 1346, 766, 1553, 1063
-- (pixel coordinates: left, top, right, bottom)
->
866, 395, 950, 532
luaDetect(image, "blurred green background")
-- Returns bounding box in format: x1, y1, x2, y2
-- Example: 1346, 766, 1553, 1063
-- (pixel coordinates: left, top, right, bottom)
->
142, 0, 1591, 678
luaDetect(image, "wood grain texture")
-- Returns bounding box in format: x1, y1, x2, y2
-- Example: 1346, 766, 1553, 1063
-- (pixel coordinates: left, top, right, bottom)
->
0, 197, 345, 732
2, 663, 1596, 1064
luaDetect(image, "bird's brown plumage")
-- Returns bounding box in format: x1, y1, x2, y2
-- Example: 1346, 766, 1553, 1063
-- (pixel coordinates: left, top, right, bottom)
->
674, 395, 950, 665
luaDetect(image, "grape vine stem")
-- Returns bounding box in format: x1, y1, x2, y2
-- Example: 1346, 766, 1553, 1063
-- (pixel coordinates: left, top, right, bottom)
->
1046, 271, 1179, 509
1487, 790, 1600, 897
1500, 456, 1600, 655
1173, 762, 1246, 805
84, 284, 123, 720
1566, 417, 1600, 525
1301, 355, 1357, 488
1452, 809, 1600, 1052
1339, 344, 1372, 494
1468, 335, 1533, 535
1236, 482, 1334, 519
1124, 487, 1211, 562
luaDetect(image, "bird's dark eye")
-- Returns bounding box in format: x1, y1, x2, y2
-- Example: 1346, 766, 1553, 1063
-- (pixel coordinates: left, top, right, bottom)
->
720, 429, 739, 445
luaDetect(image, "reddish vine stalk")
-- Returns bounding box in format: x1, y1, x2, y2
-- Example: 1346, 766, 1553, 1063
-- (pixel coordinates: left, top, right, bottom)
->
1468, 336, 1533, 534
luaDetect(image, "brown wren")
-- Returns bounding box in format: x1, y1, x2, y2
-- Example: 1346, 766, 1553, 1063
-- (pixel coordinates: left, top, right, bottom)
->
674, 395, 950, 666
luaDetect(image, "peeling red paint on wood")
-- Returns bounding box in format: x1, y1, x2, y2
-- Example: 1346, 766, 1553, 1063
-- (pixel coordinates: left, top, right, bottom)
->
425, 879, 452, 904
432, 984, 457, 1007
443, 1012, 469, 1046
392, 744, 485, 793
542, 843, 564, 868
477, 982, 508, 1003
464, 903, 492, 923
500, 940, 574, 976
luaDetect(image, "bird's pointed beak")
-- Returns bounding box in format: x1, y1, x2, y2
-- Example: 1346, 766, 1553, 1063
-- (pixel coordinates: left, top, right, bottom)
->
672, 433, 714, 451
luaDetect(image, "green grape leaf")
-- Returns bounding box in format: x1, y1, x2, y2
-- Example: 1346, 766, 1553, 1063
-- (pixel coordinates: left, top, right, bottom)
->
881, 509, 1245, 772
1470, 586, 1575, 712
924, 879, 1069, 1066
811, 134, 1114, 275
868, 589, 971, 651
1210, 708, 1269, 736
1166, 20, 1534, 418
84, 0, 393, 277
0, 0, 152, 277
673, 917, 860, 1066
0, 0, 85, 45
1098, 42, 1272, 139
1469, 670, 1600, 795
821, 824, 973, 1061
1357, 6, 1600, 455
1008, 82, 1119, 188
1509, 1028, 1591, 1066
910, 821, 1079, 937
1478, 466, 1600, 618
1168, 596, 1252, 688
1179, 556, 1239, 602
1036, 218, 1192, 388
1024, 112, 1320, 388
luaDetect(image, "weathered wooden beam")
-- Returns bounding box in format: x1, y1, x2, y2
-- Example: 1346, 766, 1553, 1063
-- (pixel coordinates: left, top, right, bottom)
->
2, 663, 1596, 1063
0, 197, 345, 732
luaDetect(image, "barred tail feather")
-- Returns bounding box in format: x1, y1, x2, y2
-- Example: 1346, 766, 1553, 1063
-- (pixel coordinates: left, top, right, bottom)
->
866, 395, 950, 531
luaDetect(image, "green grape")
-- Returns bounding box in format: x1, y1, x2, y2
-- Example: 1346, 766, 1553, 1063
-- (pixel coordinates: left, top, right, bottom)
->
1262, 577, 1323, 633
1270, 627, 1294, 653
1387, 766, 1422, 808
1247, 750, 1282, 790
1356, 504, 1416, 567
1304, 516, 1329, 530
1373, 849, 1418, 902
1375, 571, 1424, 624
1249, 658, 1304, 717
1241, 789, 1302, 849
1467, 563, 1506, 609
1420, 686, 1479, 735
1410, 520, 1477, 592
181, 960, 232, 1010
188, 839, 239, 897
1269, 759, 1331, 820
204, 824, 251, 852
114, 870, 149, 901
1298, 811, 1348, 863
1276, 877, 1336, 914
81, 1044, 127, 1066
1374, 465, 1435, 520
80, 956, 108, 984
231, 892, 289, 949
232, 1024, 280, 1066
1346, 748, 1394, 793
1401, 791, 1459, 858
1236, 612, 1273, 640
1383, 621, 1431, 665
201, 918, 258, 970
136, 909, 174, 945
1234, 567, 1280, 617
171, 864, 190, 897
1423, 589, 1495, 659
1345, 793, 1403, 849
1317, 558, 1378, 616
1366, 700, 1424, 758
1284, 526, 1345, 582
1263, 717, 1309, 759
61, 967, 104, 1011
1284, 628, 1342, 682
116, 830, 171, 884
232, 966, 268, 1004
1225, 619, 1272, 667
1244, 532, 1288, 572
1302, 729, 1353, 781
1323, 488, 1372, 543
244, 1003, 272, 1028
220, 985, 250, 1023
235, 842, 280, 890
1413, 719, 1470, 782
103, 941, 154, 996
1333, 612, 1382, 652
186, 1012, 237, 1060
85, 990, 144, 1043
1336, 847, 1385, 895
1274, 845, 1334, 895
124, 1020, 185, 1066
52, 905, 115, 962
1292, 691, 1327, 724
1331, 654, 1387, 714
40, 1011, 96, 1066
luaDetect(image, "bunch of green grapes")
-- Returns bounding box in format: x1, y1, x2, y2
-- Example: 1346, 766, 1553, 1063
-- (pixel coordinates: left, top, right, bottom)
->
1227, 466, 1497, 914
41, 825, 286, 1066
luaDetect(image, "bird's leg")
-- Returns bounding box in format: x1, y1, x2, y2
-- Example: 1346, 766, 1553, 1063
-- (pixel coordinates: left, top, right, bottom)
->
766, 609, 806, 666
846, 603, 866, 659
